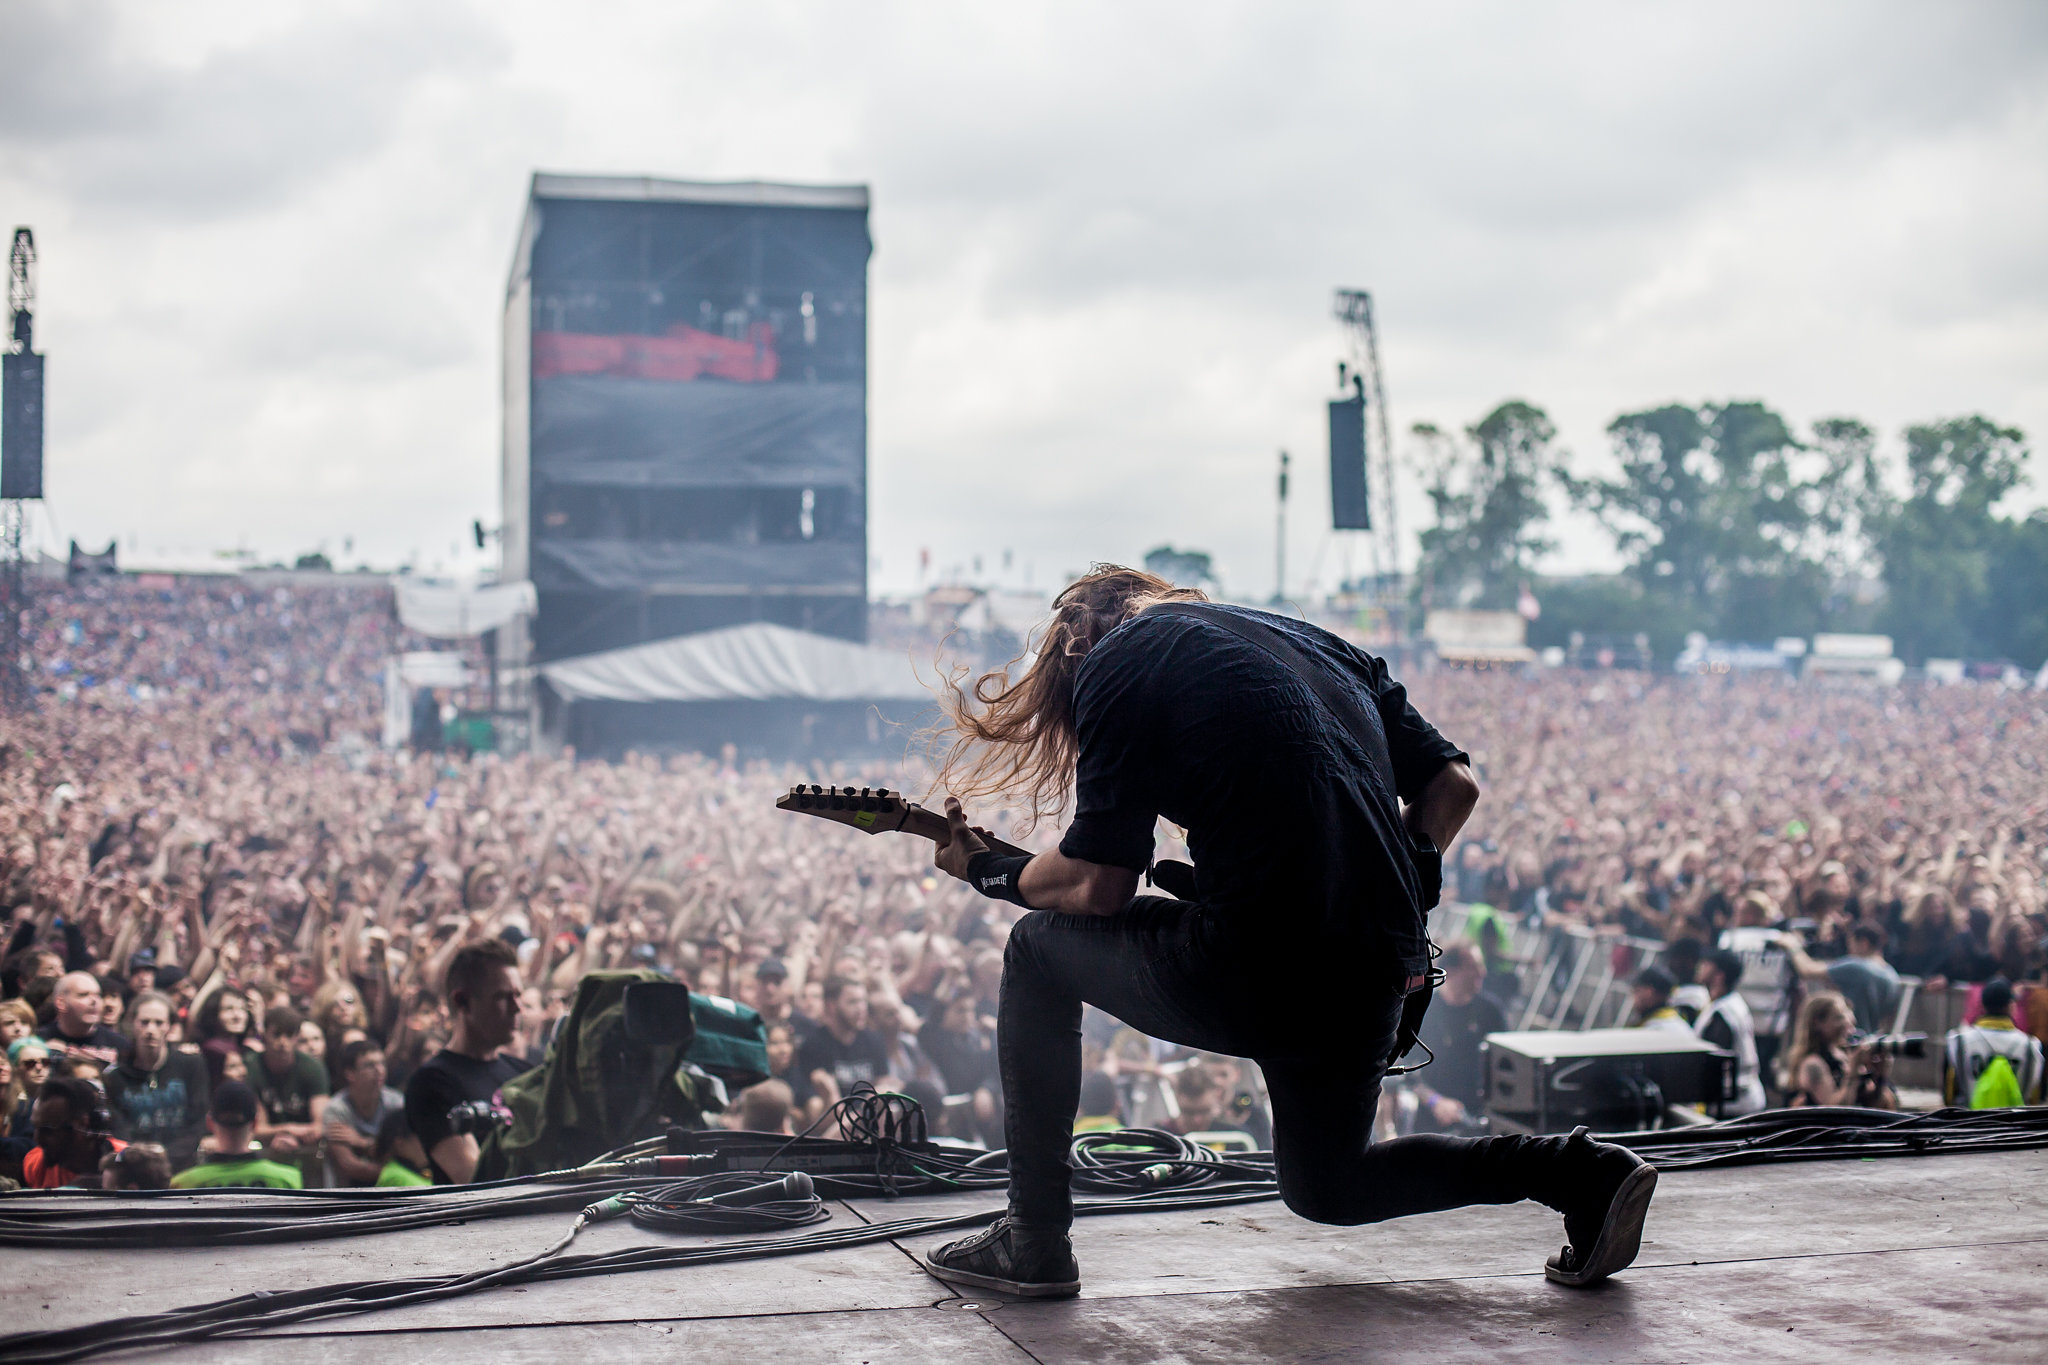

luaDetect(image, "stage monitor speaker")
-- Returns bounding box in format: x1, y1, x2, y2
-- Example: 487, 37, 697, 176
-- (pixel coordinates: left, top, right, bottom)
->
1328, 394, 1367, 530
2, 350, 44, 500
1482, 1029, 1734, 1134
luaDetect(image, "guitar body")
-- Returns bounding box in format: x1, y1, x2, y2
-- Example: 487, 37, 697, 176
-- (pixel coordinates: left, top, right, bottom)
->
775, 785, 1030, 858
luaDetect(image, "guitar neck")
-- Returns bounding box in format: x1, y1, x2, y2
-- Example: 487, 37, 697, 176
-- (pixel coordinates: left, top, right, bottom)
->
775, 785, 1033, 859
897, 804, 1031, 859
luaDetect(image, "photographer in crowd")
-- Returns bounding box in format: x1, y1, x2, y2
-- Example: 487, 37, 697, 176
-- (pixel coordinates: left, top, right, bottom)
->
1779, 993, 1896, 1109
403, 940, 529, 1184
23, 1075, 125, 1189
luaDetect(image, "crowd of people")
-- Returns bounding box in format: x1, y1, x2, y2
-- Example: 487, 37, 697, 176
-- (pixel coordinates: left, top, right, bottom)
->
2, 576, 2045, 1190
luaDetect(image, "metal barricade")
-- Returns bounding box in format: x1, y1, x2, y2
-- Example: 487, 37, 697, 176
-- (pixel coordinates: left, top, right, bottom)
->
1512, 924, 1668, 1032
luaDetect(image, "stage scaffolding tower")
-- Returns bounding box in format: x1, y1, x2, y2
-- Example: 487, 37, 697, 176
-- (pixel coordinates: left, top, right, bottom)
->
3, 228, 41, 713
1331, 289, 1402, 621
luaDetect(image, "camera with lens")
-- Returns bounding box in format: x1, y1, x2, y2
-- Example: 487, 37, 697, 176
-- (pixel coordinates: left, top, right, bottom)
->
445, 1099, 511, 1136
1852, 1032, 1928, 1059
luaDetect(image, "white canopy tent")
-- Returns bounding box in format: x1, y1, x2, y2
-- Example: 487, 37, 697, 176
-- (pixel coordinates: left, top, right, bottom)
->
539, 622, 930, 704
394, 579, 537, 639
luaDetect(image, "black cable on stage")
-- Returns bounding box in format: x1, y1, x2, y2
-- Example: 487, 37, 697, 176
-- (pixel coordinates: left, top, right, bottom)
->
9, 1106, 2048, 1363
0, 1173, 1280, 1364
1596, 1104, 2048, 1169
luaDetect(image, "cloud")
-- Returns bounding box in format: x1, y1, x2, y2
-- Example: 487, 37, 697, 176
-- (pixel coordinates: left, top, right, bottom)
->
1, 0, 2044, 592
0, 0, 503, 218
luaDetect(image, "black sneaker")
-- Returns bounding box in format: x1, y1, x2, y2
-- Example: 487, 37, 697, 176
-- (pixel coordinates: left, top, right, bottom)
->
1541, 1126, 1659, 1288
924, 1215, 1081, 1299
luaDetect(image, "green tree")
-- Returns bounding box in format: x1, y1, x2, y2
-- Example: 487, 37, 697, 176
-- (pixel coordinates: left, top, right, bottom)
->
1568, 400, 1850, 640
1142, 545, 1215, 589
1412, 400, 1559, 610
1865, 416, 2030, 661
1983, 512, 2048, 667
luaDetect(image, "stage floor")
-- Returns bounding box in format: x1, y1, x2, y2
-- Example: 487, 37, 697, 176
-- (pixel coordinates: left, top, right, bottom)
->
8, 1147, 2047, 1363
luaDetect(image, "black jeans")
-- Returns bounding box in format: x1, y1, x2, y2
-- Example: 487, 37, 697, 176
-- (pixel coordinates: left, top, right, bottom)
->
1000, 896, 1552, 1228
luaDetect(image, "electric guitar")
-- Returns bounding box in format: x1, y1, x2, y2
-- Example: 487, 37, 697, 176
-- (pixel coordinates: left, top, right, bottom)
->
774, 784, 1030, 858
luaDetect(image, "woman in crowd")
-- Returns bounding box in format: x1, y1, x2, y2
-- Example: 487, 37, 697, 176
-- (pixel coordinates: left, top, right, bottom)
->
0, 997, 34, 1048
194, 987, 257, 1086
7, 1037, 52, 1135
1779, 992, 1896, 1110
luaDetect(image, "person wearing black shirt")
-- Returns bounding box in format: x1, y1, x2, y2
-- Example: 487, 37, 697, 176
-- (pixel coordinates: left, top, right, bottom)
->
1408, 942, 1508, 1131
101, 991, 209, 1168
404, 939, 530, 1183
795, 977, 892, 1101
244, 1006, 330, 1161
920, 568, 1655, 1299
38, 972, 129, 1068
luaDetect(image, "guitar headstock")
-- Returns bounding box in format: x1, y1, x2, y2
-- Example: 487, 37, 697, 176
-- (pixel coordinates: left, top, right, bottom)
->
775, 784, 917, 837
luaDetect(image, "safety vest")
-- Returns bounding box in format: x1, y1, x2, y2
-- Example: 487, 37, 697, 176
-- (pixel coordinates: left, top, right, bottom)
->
1943, 1019, 2046, 1107
1696, 991, 1766, 1115
1638, 1006, 1692, 1036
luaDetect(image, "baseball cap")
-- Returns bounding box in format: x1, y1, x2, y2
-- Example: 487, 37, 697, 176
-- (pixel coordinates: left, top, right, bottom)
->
127, 948, 158, 973
756, 957, 789, 982
210, 1081, 259, 1127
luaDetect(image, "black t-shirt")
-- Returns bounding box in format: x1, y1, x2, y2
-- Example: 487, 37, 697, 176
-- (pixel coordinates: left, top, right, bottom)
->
403, 1049, 531, 1183
919, 1020, 994, 1095
1416, 991, 1510, 1110
1058, 605, 1466, 975
244, 1048, 330, 1127
39, 1021, 130, 1069
103, 1050, 211, 1164
797, 1026, 891, 1094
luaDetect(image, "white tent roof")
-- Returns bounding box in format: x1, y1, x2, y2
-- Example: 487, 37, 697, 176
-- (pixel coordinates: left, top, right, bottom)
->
395, 579, 536, 639
539, 622, 930, 704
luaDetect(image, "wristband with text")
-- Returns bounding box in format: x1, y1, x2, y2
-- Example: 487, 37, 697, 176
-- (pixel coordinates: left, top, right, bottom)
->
965, 851, 1034, 908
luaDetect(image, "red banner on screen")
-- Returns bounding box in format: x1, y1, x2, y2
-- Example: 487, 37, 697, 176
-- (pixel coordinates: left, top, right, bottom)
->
533, 322, 779, 383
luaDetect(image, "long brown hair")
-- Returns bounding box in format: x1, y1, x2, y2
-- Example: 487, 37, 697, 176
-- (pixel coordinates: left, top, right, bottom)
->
1779, 990, 1850, 1092
932, 564, 1205, 828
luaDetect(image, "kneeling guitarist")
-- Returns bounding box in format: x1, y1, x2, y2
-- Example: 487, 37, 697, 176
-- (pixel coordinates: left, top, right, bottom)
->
919, 565, 1657, 1298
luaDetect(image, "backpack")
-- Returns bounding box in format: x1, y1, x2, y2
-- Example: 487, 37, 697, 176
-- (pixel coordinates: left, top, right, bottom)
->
1970, 1054, 2025, 1110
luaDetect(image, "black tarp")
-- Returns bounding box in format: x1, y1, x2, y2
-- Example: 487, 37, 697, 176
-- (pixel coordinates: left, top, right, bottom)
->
533, 539, 863, 592
532, 377, 862, 487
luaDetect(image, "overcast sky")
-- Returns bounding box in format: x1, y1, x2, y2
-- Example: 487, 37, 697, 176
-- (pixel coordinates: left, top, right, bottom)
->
4, 0, 2045, 597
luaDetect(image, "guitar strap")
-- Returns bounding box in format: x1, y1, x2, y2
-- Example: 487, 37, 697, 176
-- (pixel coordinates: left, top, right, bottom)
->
1142, 602, 1445, 1075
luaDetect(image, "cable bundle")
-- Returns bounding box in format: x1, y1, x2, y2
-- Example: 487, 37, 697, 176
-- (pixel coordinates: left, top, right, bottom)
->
9, 1105, 2048, 1363
1598, 1104, 2048, 1169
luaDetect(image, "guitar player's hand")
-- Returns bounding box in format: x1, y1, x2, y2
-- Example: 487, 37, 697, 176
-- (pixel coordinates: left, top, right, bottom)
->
934, 797, 989, 882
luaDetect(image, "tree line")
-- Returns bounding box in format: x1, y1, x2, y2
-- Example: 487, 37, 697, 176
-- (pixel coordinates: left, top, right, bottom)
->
1411, 400, 2046, 666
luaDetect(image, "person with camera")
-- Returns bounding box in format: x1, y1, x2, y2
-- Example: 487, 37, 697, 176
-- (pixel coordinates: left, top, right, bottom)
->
23, 1075, 127, 1188
403, 939, 529, 1183
1779, 993, 1895, 1110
